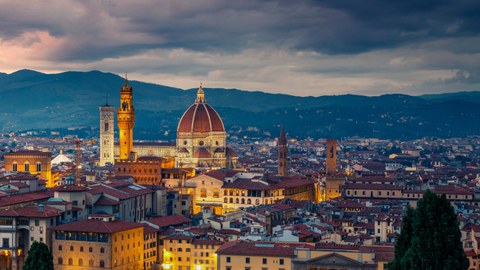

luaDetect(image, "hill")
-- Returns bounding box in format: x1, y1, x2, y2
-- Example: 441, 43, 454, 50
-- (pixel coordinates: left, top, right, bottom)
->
1, 70, 479, 140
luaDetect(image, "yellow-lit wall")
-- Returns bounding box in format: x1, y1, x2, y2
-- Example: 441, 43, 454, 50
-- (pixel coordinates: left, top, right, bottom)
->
162, 238, 221, 270
218, 254, 292, 270
4, 152, 53, 187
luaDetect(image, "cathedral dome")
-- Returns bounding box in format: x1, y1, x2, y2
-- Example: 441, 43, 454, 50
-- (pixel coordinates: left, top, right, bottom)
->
177, 85, 225, 133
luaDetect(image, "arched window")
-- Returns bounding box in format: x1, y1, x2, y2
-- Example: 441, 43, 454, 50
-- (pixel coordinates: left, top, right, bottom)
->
224, 198, 228, 203
213, 189, 219, 198
100, 247, 105, 253
79, 259, 83, 266
229, 198, 233, 203
24, 162, 30, 172
58, 258, 63, 264
80, 246, 84, 252
224, 190, 228, 196
89, 247, 93, 253
100, 260, 105, 268
235, 198, 239, 204
241, 198, 245, 204
12, 162, 17, 172
255, 199, 260, 205
58, 245, 62, 251
89, 259, 94, 267
104, 122, 109, 132
247, 199, 251, 204
68, 258, 73, 265
200, 188, 207, 198
70, 246, 74, 251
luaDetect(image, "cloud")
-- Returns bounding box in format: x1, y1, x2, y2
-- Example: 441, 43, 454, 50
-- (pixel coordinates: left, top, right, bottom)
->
0, 0, 479, 95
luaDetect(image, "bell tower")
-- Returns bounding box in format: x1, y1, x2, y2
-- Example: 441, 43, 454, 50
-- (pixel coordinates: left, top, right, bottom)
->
278, 127, 287, 176
326, 139, 337, 175
99, 95, 115, 166
117, 75, 135, 160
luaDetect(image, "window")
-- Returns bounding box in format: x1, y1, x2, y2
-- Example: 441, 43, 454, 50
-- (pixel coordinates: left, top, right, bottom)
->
89, 259, 94, 267
246, 257, 250, 264
36, 163, 41, 172
262, 258, 267, 264
12, 163, 17, 172
226, 257, 231, 263
79, 259, 83, 266
70, 246, 74, 251
200, 188, 207, 198
58, 245, 62, 251
100, 247, 105, 253
2, 238, 8, 248
279, 259, 284, 265
80, 246, 84, 252
58, 258, 63, 264
89, 247, 93, 253
24, 163, 30, 172
100, 260, 105, 268
68, 258, 73, 265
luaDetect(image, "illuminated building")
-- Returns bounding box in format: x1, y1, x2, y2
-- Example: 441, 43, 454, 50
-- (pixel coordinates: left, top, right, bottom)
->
117, 76, 136, 161
277, 127, 287, 176
52, 214, 144, 270
325, 139, 343, 200
99, 101, 115, 166
0, 204, 62, 270
141, 224, 158, 270
187, 171, 316, 214
176, 84, 237, 169
4, 150, 53, 187
162, 234, 223, 270
115, 156, 175, 185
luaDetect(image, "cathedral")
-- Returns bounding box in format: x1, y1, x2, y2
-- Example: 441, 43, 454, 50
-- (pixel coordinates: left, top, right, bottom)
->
100, 78, 238, 174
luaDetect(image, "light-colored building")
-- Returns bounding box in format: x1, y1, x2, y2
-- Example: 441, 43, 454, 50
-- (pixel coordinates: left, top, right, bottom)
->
187, 170, 316, 214
0, 204, 62, 270
52, 215, 144, 270
100, 103, 115, 166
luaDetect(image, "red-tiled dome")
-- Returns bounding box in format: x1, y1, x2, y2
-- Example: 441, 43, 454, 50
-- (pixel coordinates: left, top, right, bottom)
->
177, 86, 225, 133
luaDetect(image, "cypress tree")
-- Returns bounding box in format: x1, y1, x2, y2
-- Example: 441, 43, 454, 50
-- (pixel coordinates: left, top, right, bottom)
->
23, 241, 53, 270
390, 190, 469, 270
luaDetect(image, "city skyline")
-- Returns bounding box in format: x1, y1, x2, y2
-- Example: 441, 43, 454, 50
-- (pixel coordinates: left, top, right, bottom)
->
1, 0, 480, 96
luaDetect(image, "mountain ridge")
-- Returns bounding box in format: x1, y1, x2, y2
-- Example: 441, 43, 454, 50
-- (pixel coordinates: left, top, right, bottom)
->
1, 70, 479, 140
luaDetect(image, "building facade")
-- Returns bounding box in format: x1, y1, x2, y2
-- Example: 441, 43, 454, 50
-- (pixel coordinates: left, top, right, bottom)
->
52, 215, 144, 270
4, 150, 53, 187
100, 103, 115, 166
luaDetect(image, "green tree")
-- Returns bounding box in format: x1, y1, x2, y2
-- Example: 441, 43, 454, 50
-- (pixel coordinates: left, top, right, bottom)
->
388, 206, 415, 270
23, 241, 53, 270
389, 190, 469, 270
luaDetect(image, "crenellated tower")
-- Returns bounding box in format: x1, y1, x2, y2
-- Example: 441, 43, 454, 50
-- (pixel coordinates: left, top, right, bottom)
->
278, 126, 287, 176
117, 75, 135, 160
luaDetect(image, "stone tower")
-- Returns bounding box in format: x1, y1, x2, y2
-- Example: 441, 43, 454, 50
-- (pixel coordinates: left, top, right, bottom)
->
278, 127, 287, 176
117, 76, 135, 160
325, 138, 342, 200
326, 139, 337, 175
99, 98, 115, 166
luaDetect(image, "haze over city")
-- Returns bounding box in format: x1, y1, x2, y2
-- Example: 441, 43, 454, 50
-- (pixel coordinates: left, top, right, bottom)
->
1, 0, 480, 96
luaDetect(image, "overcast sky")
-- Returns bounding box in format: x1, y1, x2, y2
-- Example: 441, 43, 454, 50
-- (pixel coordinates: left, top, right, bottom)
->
1, 0, 479, 96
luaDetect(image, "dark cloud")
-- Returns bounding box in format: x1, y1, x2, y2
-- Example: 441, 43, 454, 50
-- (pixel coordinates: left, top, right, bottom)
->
1, 0, 478, 61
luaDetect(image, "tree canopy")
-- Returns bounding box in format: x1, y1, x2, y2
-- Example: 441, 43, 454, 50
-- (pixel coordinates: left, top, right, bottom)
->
23, 241, 53, 270
388, 190, 469, 270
